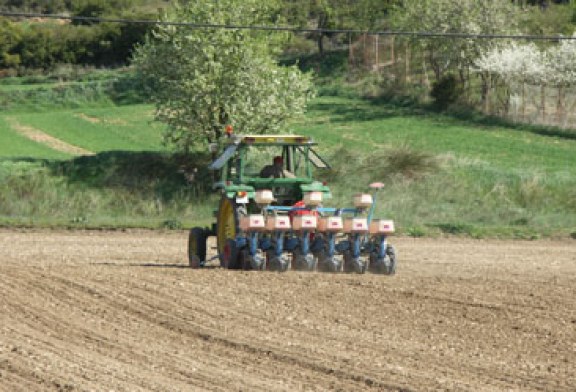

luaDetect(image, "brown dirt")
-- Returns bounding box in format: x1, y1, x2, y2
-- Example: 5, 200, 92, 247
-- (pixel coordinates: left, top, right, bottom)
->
1, 230, 575, 391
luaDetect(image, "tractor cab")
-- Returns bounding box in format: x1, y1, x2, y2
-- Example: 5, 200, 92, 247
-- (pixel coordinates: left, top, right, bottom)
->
209, 134, 332, 206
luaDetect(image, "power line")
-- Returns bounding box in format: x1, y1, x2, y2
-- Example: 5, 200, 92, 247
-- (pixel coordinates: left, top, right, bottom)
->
1, 10, 575, 41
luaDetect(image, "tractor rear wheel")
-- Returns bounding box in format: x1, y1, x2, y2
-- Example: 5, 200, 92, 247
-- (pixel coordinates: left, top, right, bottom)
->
216, 196, 241, 268
188, 227, 207, 268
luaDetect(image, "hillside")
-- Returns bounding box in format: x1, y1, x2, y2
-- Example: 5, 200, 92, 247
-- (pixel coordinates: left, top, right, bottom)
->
0, 78, 574, 237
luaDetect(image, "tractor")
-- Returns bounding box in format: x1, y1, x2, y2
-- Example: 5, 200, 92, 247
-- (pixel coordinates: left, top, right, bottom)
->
187, 131, 397, 274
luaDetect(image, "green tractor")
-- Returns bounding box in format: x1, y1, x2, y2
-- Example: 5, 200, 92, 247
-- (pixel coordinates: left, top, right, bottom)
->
188, 132, 397, 274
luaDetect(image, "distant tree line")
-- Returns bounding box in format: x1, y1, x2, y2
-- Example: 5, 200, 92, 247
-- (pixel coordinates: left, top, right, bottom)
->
0, 0, 156, 70
0, 0, 575, 72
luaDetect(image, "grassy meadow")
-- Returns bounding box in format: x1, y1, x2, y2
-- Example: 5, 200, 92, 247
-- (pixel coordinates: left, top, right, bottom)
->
0, 78, 575, 238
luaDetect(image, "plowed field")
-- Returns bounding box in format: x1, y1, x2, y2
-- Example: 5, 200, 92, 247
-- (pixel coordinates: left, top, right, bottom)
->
1, 230, 575, 391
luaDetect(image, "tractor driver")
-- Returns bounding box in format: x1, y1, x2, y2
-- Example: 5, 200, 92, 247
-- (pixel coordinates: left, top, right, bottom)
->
260, 156, 295, 178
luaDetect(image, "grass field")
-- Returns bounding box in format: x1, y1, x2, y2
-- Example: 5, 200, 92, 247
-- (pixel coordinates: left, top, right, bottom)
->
6, 105, 166, 154
0, 85, 575, 237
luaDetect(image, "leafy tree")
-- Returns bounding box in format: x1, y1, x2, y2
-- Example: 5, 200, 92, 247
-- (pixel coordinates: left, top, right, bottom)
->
392, 0, 518, 107
392, 0, 518, 81
133, 0, 315, 151
0, 17, 22, 67
282, 0, 398, 56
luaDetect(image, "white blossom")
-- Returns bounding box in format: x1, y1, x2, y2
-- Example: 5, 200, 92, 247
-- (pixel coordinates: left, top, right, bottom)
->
476, 34, 576, 87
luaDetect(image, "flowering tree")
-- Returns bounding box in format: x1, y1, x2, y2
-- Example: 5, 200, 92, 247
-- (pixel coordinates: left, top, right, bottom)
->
475, 43, 547, 85
133, 0, 315, 152
392, 0, 518, 82
475, 35, 576, 122
476, 35, 576, 87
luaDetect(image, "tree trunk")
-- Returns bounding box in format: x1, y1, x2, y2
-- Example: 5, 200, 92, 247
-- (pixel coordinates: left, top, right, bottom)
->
480, 72, 490, 113
317, 34, 324, 57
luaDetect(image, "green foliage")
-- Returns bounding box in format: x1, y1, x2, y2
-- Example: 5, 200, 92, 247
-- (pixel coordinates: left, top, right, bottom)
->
0, 158, 212, 229
280, 0, 398, 56
519, 2, 575, 36
0, 3, 155, 70
0, 17, 22, 68
430, 74, 462, 110
0, 0, 68, 13
0, 72, 149, 112
133, 0, 315, 150
406, 226, 427, 237
392, 0, 518, 81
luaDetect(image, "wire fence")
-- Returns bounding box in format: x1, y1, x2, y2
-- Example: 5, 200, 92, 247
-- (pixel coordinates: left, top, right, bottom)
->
345, 33, 576, 130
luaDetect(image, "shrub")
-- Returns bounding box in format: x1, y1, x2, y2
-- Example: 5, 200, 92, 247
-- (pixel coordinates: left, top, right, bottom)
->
430, 74, 462, 111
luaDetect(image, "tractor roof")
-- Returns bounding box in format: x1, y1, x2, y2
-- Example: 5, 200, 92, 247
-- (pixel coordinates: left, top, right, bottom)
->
226, 134, 316, 146
209, 134, 326, 171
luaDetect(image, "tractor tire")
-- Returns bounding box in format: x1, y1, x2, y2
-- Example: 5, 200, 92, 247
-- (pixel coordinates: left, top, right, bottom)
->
188, 227, 207, 268
222, 239, 241, 269
216, 196, 240, 267
369, 245, 397, 275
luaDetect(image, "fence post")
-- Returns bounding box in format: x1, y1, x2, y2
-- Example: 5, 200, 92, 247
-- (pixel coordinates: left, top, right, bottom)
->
405, 44, 410, 83
541, 84, 546, 122
556, 85, 564, 125
374, 34, 379, 72
521, 83, 526, 122
484, 82, 490, 114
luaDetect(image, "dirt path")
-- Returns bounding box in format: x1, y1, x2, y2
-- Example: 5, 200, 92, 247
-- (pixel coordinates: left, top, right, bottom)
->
1, 230, 575, 391
7, 118, 94, 156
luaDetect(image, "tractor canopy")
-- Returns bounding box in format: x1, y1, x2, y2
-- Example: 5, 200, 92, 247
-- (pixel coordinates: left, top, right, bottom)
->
209, 134, 332, 203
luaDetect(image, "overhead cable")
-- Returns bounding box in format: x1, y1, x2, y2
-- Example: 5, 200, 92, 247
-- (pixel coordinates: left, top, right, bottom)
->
0, 10, 575, 41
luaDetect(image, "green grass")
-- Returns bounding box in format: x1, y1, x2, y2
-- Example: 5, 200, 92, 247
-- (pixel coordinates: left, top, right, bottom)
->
299, 97, 576, 175
7, 105, 166, 154
0, 89, 574, 237
0, 116, 70, 160
292, 96, 576, 237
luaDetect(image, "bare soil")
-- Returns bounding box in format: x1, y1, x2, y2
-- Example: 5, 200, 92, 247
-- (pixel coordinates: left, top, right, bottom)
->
1, 230, 575, 391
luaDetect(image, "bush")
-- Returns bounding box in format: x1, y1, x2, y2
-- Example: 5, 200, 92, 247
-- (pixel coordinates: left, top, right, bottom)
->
430, 74, 462, 111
